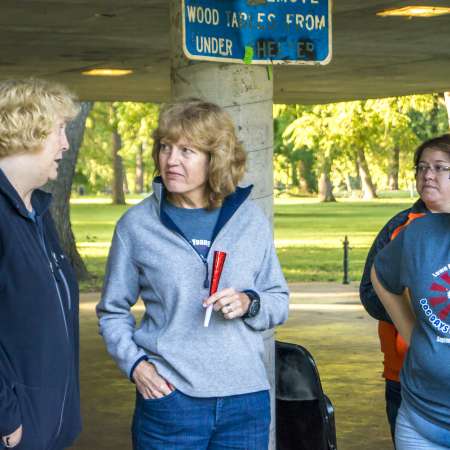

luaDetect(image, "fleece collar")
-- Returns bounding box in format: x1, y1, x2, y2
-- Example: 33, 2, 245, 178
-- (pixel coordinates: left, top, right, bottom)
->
152, 176, 253, 243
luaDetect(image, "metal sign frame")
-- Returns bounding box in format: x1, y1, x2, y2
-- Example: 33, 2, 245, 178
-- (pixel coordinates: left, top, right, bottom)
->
181, 0, 332, 65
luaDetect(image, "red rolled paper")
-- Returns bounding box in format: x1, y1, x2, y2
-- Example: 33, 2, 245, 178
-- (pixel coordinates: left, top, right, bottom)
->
210, 251, 227, 295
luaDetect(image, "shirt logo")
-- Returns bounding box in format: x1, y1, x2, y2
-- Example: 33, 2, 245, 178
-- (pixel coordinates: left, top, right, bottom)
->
421, 266, 450, 335
192, 239, 211, 247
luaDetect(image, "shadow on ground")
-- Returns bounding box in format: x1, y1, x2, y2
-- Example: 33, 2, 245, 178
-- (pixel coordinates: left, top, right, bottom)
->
71, 283, 393, 450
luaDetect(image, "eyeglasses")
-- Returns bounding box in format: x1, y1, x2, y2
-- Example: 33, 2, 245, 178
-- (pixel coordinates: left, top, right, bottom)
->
415, 163, 450, 176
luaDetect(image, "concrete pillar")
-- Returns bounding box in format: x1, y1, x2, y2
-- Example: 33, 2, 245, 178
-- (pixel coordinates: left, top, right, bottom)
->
170, 2, 276, 448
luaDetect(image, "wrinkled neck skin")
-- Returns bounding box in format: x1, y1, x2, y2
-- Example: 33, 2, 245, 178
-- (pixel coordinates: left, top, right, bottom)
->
0, 154, 36, 211
166, 190, 208, 209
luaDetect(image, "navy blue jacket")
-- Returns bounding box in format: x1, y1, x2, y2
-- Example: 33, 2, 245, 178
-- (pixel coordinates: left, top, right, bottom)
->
359, 199, 428, 322
0, 169, 81, 450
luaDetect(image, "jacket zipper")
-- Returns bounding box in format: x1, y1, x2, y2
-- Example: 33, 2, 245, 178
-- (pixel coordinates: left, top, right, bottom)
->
202, 257, 209, 288
158, 183, 249, 291
34, 224, 70, 337
48, 262, 69, 337
173, 231, 211, 288
47, 257, 70, 443
53, 252, 72, 310
201, 222, 237, 289
172, 218, 233, 290
54, 375, 69, 441
32, 220, 70, 443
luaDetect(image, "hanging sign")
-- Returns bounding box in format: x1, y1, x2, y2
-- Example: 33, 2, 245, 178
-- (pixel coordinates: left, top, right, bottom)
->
182, 0, 332, 65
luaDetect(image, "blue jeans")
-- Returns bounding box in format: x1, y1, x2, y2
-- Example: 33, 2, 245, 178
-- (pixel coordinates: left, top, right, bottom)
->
132, 389, 270, 450
385, 379, 402, 446
396, 405, 450, 449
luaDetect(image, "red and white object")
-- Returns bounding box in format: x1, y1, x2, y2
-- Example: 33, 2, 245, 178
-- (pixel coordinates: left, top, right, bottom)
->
203, 251, 227, 327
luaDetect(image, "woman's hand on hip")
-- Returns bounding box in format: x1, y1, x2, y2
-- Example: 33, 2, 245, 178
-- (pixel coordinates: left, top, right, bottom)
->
2, 425, 22, 448
132, 360, 174, 399
203, 288, 250, 320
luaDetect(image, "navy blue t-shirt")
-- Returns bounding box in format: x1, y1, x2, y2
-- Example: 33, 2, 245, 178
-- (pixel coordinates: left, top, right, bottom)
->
164, 202, 220, 259
374, 213, 450, 435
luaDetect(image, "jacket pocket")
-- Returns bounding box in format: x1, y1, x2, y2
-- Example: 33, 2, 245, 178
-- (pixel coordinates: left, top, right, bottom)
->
13, 383, 62, 450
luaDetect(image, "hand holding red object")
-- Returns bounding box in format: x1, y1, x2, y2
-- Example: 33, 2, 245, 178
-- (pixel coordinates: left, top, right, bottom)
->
204, 251, 227, 327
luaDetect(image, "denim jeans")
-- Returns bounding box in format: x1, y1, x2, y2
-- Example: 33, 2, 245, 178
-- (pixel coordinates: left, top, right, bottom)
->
396, 405, 450, 450
385, 379, 402, 446
132, 389, 270, 450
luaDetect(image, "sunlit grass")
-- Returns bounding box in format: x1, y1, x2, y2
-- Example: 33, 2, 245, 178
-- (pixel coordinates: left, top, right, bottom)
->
71, 193, 149, 205
72, 195, 416, 291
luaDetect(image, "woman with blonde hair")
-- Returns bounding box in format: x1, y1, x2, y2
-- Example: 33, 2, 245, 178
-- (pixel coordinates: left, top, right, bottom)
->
97, 98, 289, 449
0, 79, 81, 449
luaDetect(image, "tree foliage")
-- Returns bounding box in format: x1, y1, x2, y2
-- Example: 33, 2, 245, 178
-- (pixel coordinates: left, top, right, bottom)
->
274, 94, 449, 200
76, 102, 159, 195
74, 96, 448, 202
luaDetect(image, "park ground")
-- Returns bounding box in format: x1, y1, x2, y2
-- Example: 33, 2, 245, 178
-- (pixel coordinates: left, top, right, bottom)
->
72, 194, 418, 292
69, 196, 408, 449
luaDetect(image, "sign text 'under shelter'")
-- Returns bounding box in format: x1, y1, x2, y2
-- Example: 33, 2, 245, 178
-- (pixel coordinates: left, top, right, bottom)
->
182, 0, 332, 65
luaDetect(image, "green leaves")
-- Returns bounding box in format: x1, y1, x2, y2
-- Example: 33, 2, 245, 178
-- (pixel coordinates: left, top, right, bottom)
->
273, 94, 449, 197
77, 102, 159, 194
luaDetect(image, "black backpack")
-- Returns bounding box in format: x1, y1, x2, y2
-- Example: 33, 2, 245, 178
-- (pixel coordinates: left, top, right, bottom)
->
276, 340, 337, 450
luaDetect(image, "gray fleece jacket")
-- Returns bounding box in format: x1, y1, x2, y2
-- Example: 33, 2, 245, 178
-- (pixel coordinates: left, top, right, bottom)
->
97, 179, 289, 397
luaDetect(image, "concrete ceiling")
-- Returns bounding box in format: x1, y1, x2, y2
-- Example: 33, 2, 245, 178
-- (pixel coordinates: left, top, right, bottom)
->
1, 0, 449, 104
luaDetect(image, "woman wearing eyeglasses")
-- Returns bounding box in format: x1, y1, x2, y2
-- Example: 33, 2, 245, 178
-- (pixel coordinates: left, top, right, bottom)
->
360, 134, 450, 448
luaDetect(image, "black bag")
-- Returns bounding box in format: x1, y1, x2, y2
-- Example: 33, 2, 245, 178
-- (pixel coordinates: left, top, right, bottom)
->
275, 340, 337, 450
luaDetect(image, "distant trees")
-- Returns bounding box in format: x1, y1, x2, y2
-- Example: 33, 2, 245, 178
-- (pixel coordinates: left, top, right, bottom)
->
76, 102, 159, 201
46, 95, 448, 280
274, 94, 449, 201
74, 94, 449, 204
274, 104, 316, 195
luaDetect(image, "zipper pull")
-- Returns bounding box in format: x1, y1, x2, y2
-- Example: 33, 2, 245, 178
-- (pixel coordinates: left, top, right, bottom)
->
203, 259, 209, 289
52, 252, 60, 269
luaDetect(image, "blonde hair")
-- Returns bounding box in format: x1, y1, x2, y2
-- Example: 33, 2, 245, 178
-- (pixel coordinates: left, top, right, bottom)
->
0, 78, 80, 157
152, 98, 247, 209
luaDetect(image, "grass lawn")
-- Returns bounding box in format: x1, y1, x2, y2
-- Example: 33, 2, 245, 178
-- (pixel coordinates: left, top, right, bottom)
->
71, 195, 417, 291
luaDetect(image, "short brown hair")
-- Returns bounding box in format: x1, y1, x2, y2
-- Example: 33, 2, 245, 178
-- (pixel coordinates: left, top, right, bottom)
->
414, 134, 450, 169
0, 78, 79, 157
152, 98, 247, 209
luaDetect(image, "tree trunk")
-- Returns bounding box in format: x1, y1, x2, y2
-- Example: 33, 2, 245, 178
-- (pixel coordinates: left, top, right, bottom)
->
297, 160, 309, 193
387, 146, 400, 190
318, 158, 336, 202
344, 173, 352, 194
123, 170, 129, 195
112, 128, 126, 205
357, 148, 377, 199
354, 159, 361, 190
430, 94, 440, 135
444, 92, 450, 129
135, 143, 145, 194
290, 159, 299, 187
45, 101, 93, 280
297, 159, 315, 193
